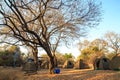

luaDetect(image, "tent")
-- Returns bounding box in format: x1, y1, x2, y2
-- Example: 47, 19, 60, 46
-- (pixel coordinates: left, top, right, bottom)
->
22, 58, 37, 73
74, 59, 90, 69
93, 57, 110, 70
63, 60, 74, 68
111, 54, 120, 70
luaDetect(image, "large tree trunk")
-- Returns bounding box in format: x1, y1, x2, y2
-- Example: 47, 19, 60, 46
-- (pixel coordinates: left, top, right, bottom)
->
44, 47, 55, 74
43, 43, 56, 74
49, 56, 55, 74
33, 49, 38, 70
53, 52, 58, 67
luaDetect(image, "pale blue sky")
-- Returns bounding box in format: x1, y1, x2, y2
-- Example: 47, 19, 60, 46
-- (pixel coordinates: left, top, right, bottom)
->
88, 0, 120, 41
59, 0, 120, 58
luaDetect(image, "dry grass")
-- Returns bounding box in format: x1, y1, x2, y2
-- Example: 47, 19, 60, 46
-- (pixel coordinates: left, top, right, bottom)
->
0, 67, 120, 80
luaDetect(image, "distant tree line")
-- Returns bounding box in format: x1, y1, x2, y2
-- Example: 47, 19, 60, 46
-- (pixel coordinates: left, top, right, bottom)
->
40, 52, 74, 66
77, 31, 120, 63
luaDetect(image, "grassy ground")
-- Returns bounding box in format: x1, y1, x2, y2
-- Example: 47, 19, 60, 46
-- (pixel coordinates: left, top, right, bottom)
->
0, 67, 120, 80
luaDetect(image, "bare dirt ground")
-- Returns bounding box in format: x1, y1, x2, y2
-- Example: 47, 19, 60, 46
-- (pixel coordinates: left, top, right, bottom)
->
0, 67, 120, 80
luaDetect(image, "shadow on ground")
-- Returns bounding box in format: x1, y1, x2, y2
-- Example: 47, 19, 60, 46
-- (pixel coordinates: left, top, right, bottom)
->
0, 67, 120, 80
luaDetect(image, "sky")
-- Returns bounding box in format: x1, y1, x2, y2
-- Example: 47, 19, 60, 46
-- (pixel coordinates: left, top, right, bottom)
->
88, 0, 120, 40
58, 0, 120, 58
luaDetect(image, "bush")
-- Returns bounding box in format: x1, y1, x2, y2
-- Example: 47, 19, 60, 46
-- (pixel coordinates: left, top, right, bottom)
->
0, 50, 22, 67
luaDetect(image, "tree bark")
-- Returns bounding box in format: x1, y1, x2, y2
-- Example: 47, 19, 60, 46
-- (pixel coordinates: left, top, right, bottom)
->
41, 42, 56, 74
53, 52, 58, 67
33, 49, 38, 70
49, 57, 55, 74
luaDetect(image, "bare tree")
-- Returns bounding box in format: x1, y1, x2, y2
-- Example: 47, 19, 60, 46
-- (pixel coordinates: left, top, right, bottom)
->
90, 39, 108, 53
104, 32, 120, 55
0, 0, 101, 74
78, 40, 90, 52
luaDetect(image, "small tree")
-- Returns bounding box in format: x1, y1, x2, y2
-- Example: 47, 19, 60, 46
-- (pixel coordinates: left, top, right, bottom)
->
63, 53, 74, 60
104, 32, 120, 55
77, 39, 108, 63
